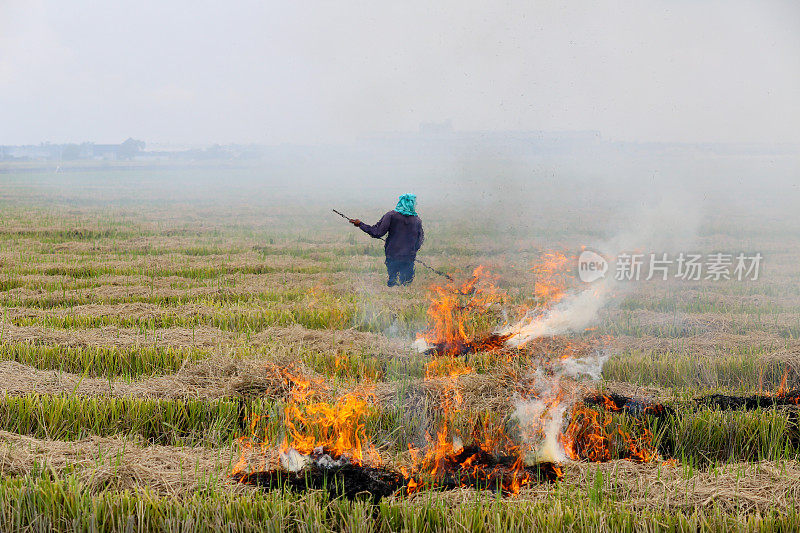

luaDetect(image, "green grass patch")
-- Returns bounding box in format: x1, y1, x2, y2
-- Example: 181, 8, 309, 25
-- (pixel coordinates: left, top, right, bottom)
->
0, 394, 247, 446
0, 279, 23, 292
12, 302, 357, 332
0, 288, 308, 309
657, 407, 800, 464
603, 351, 793, 391
2, 474, 800, 532
0, 343, 210, 378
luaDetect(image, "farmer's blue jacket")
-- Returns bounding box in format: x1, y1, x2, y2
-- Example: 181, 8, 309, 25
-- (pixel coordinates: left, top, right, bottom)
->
358, 211, 424, 261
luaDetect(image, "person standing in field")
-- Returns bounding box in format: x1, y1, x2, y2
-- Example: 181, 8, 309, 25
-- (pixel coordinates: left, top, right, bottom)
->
349, 193, 424, 286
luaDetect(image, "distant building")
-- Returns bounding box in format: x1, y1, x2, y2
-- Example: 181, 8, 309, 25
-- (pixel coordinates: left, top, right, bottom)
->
0, 139, 147, 161
90, 144, 120, 160
0, 143, 62, 160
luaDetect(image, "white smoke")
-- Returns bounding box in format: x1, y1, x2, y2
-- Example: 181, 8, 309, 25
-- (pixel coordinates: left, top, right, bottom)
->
280, 448, 311, 472
280, 445, 352, 472
501, 196, 700, 347
512, 351, 611, 465
512, 197, 700, 463
516, 398, 569, 464
562, 349, 611, 381
412, 198, 700, 462
499, 280, 614, 346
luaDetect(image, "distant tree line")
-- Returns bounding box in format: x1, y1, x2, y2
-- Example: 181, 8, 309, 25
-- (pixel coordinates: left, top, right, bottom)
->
0, 138, 146, 161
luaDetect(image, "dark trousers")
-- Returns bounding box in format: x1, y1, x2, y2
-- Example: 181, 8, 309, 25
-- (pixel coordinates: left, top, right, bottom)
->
386, 258, 415, 286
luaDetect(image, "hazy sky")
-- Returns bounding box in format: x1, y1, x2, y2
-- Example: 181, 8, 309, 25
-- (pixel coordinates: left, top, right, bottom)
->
1, 0, 798, 145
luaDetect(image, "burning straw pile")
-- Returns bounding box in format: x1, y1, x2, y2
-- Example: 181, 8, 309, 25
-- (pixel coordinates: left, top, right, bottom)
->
412, 265, 512, 356
230, 368, 390, 494
231, 256, 662, 500
413, 253, 578, 356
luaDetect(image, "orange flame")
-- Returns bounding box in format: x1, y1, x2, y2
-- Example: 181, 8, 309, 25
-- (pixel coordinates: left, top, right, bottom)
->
277, 368, 378, 465
232, 256, 657, 494
776, 367, 789, 397
561, 403, 657, 463
532, 251, 574, 305
231, 367, 378, 477
406, 347, 560, 494
417, 265, 509, 356
773, 367, 799, 404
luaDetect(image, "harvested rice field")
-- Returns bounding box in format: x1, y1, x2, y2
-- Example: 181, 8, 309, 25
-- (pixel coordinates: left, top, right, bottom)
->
1, 163, 800, 532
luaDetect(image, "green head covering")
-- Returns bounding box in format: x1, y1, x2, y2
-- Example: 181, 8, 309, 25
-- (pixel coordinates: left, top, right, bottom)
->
395, 193, 418, 216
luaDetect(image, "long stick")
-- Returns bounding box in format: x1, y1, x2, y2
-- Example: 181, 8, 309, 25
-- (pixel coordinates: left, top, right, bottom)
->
332, 209, 454, 281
